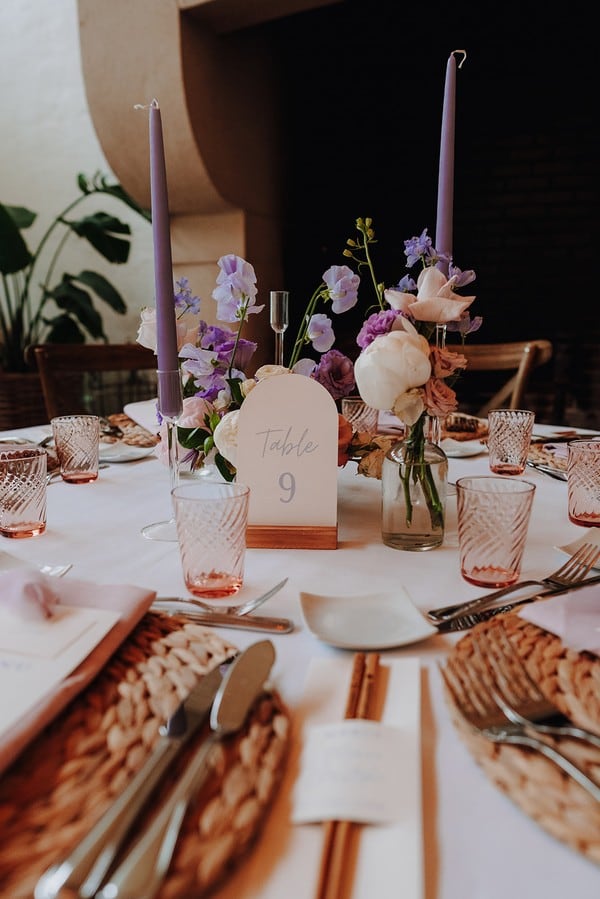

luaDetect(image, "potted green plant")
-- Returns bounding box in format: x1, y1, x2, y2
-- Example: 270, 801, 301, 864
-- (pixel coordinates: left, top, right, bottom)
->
0, 171, 150, 426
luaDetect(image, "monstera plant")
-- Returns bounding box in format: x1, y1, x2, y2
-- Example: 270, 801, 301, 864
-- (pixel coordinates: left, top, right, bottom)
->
0, 171, 150, 372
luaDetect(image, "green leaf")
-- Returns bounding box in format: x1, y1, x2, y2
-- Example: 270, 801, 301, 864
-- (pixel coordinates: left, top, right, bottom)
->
227, 377, 245, 407
71, 270, 127, 315
215, 453, 236, 482
0, 204, 32, 273
177, 425, 211, 449
66, 212, 132, 264
47, 277, 107, 340
43, 314, 86, 344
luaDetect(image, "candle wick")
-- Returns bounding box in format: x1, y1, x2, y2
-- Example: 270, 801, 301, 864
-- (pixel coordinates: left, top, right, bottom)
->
133, 99, 160, 111
452, 49, 467, 68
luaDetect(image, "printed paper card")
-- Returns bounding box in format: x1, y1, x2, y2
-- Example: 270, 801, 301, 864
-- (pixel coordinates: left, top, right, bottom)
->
236, 373, 339, 527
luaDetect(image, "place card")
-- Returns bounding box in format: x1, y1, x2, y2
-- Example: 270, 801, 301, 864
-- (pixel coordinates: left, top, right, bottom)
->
236, 373, 339, 548
292, 719, 405, 824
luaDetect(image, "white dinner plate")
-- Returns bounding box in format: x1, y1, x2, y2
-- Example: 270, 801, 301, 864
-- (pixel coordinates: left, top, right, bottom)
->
555, 530, 600, 568
441, 438, 487, 458
299, 588, 437, 649
99, 443, 156, 463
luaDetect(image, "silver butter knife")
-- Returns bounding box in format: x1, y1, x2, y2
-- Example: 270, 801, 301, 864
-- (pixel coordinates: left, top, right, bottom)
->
34, 659, 233, 899
152, 605, 294, 634
435, 576, 600, 633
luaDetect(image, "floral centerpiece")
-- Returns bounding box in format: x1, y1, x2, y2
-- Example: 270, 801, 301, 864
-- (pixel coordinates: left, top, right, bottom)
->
137, 218, 481, 545
136, 254, 359, 480
342, 219, 481, 548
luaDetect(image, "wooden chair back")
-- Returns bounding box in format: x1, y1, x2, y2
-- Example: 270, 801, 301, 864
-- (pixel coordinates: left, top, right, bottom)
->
26, 343, 158, 421
452, 339, 553, 417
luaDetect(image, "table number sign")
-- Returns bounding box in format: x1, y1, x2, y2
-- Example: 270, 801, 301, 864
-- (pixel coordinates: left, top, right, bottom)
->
236, 374, 339, 548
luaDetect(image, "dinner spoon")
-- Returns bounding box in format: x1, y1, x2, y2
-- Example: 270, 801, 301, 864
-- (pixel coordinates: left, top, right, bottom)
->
154, 577, 288, 617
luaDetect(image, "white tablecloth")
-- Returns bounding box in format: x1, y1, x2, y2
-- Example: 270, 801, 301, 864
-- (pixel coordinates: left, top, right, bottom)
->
1, 423, 597, 898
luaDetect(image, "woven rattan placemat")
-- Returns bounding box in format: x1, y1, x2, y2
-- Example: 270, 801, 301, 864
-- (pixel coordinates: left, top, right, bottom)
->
443, 614, 600, 863
0, 612, 290, 898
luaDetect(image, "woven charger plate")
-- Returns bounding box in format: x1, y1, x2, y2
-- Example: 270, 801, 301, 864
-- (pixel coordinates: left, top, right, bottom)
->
443, 614, 600, 863
0, 612, 290, 899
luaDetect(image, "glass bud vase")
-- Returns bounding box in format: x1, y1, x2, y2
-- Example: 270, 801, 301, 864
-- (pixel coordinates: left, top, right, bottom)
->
381, 416, 448, 551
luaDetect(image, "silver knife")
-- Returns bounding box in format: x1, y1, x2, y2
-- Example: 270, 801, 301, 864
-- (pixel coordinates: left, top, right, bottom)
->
152, 606, 294, 634
34, 659, 234, 899
435, 576, 600, 633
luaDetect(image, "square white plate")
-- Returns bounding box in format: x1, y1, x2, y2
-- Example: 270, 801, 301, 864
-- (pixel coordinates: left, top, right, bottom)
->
441, 438, 487, 458
299, 588, 437, 649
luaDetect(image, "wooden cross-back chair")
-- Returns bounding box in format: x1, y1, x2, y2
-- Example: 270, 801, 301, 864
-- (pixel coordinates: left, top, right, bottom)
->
452, 339, 554, 417
26, 343, 158, 421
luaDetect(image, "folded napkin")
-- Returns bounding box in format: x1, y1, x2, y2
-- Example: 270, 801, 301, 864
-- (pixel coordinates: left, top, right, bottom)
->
0, 568, 155, 775
518, 582, 600, 656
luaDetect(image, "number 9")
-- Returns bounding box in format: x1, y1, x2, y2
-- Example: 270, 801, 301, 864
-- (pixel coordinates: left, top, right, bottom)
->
279, 472, 296, 503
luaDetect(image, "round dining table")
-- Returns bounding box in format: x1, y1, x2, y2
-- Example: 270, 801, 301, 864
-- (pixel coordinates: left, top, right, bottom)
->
0, 420, 597, 899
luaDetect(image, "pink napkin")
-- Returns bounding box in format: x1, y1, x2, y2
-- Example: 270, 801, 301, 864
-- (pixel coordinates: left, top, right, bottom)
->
0, 568, 155, 775
518, 583, 600, 656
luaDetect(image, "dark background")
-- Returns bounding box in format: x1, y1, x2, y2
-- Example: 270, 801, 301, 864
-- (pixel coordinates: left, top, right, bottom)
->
258, 1, 599, 427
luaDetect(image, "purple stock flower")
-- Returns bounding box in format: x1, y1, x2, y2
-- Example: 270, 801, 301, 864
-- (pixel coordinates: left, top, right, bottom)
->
311, 349, 356, 400
356, 309, 402, 349
404, 229, 435, 267
322, 265, 360, 313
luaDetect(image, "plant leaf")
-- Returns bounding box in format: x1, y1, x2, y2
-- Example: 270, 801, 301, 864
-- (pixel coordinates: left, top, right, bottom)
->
43, 314, 87, 344
46, 276, 107, 340
65, 212, 132, 264
71, 270, 127, 314
0, 204, 32, 273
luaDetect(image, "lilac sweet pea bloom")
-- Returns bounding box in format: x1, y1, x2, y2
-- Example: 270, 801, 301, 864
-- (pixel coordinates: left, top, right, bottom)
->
322, 265, 360, 313
307, 313, 335, 352
311, 349, 355, 400
211, 254, 264, 322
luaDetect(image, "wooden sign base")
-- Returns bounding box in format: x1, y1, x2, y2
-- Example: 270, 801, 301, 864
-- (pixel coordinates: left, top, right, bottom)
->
246, 524, 338, 550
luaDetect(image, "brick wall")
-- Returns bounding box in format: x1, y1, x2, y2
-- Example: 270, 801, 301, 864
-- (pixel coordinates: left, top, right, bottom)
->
264, 3, 599, 428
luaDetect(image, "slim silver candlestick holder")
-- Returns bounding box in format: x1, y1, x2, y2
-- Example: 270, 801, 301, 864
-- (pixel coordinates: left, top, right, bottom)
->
270, 290, 289, 366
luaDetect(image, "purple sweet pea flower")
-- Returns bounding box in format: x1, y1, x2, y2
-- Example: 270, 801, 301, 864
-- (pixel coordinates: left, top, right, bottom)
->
448, 265, 477, 288
311, 349, 356, 400
356, 309, 402, 349
211, 254, 264, 322
322, 265, 360, 314
307, 313, 335, 352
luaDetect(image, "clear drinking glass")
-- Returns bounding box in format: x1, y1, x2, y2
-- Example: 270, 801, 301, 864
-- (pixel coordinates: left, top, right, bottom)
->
0, 444, 47, 538
487, 409, 535, 475
51, 414, 100, 483
456, 475, 536, 586
341, 396, 379, 435
567, 439, 600, 527
172, 481, 250, 597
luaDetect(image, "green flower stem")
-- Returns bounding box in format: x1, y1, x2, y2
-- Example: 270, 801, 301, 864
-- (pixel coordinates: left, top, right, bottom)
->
397, 415, 445, 530
287, 283, 325, 368
228, 297, 250, 378
355, 220, 384, 309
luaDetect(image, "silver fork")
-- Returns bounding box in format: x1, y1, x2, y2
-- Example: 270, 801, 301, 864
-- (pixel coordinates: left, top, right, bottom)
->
154, 577, 288, 617
427, 542, 600, 622
471, 626, 600, 748
439, 657, 600, 802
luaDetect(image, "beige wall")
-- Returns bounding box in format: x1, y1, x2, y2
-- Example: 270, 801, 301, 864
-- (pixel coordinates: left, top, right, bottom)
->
0, 0, 155, 344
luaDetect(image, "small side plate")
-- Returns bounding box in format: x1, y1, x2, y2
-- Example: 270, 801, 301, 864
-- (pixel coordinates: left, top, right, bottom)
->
299, 588, 437, 649
99, 443, 155, 463
441, 438, 487, 458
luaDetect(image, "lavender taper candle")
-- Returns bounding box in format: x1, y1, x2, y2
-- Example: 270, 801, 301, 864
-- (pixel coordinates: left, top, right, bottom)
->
435, 51, 466, 277
149, 99, 182, 419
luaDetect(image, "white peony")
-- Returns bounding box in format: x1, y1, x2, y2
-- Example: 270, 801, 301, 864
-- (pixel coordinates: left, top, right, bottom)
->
213, 409, 240, 466
354, 323, 431, 411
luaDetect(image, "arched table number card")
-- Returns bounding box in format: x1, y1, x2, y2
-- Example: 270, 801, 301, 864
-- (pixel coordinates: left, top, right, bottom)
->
236, 374, 339, 549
